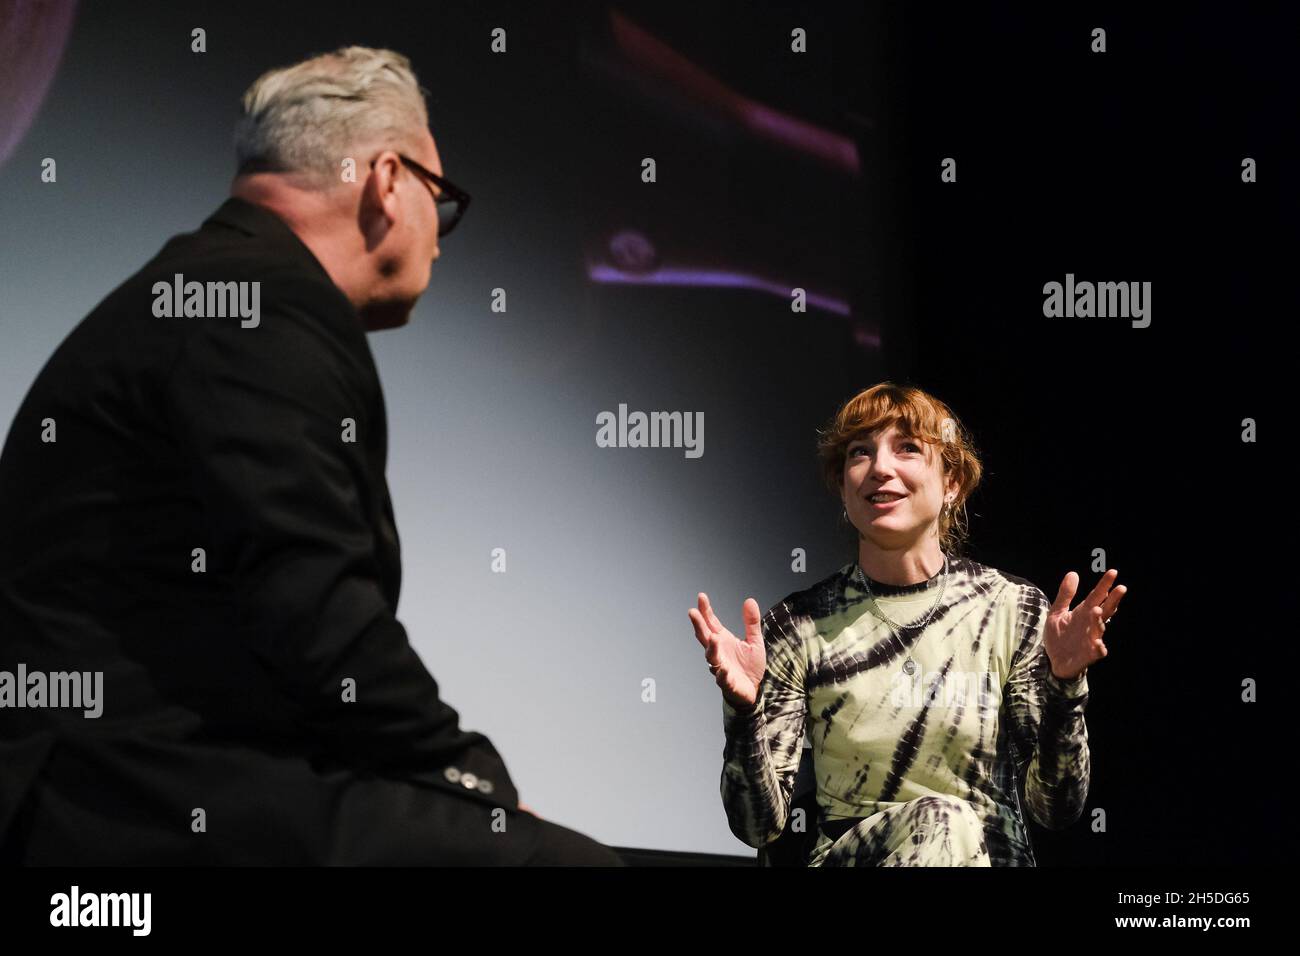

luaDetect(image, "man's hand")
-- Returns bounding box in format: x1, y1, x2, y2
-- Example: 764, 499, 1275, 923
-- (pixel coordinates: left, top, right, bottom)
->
1044, 568, 1128, 679
518, 802, 538, 817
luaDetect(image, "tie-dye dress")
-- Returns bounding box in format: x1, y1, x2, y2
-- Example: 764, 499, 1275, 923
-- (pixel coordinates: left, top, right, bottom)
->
720, 554, 1090, 866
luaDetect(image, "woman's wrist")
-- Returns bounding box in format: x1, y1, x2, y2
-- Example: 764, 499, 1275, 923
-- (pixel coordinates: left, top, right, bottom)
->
1046, 666, 1089, 696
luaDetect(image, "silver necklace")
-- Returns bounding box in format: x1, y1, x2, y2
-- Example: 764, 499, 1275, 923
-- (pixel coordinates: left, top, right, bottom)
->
855, 554, 949, 675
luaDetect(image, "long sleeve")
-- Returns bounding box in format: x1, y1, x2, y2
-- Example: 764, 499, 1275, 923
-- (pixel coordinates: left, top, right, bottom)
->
166, 278, 518, 805
1004, 582, 1090, 830
719, 600, 808, 847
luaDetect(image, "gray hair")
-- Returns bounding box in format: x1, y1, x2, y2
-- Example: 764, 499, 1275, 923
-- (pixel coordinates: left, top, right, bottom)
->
234, 46, 429, 183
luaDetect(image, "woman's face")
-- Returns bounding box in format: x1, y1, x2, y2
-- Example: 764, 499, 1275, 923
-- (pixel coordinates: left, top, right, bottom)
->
842, 423, 956, 546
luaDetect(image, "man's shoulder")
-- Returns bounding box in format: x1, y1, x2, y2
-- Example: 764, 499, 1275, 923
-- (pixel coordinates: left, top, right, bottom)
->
141, 213, 350, 314
28, 205, 375, 422
63, 201, 345, 331
93, 203, 366, 362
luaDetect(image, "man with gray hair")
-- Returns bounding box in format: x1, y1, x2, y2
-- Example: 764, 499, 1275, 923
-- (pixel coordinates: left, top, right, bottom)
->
0, 47, 621, 865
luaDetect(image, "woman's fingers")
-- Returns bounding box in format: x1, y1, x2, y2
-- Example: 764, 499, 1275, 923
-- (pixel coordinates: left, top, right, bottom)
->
701, 592, 725, 633
742, 598, 762, 646
688, 607, 711, 648
1051, 571, 1078, 614
691, 593, 728, 644
696, 594, 718, 633
1100, 583, 1128, 620
1081, 568, 1119, 610
692, 592, 757, 686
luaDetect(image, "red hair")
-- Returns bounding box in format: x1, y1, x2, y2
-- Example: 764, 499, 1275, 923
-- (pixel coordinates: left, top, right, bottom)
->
815, 382, 983, 554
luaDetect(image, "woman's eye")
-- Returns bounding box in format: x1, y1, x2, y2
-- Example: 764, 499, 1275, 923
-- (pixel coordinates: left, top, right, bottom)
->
851, 444, 918, 456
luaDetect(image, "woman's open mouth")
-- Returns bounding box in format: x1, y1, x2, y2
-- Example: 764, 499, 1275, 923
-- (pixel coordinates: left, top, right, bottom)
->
868, 493, 906, 510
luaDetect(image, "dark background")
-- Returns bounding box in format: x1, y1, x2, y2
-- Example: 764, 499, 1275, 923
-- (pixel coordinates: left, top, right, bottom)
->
881, 2, 1289, 866
1, 0, 1289, 863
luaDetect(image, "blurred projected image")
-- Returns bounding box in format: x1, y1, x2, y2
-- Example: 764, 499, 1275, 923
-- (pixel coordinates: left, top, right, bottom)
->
0, 0, 78, 168
579, 8, 872, 347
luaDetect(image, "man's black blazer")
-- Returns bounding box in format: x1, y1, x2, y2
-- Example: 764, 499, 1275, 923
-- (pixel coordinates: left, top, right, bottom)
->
0, 198, 525, 863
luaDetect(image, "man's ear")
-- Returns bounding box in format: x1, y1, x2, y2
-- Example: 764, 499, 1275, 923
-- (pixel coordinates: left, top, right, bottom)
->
358, 152, 404, 251
365, 150, 404, 223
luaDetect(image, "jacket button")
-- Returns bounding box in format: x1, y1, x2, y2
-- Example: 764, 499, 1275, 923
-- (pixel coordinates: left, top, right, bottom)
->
461, 772, 478, 789
477, 779, 494, 794
443, 766, 461, 783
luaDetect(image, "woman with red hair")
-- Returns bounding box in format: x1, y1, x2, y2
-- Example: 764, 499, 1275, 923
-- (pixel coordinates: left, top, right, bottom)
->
690, 382, 1127, 866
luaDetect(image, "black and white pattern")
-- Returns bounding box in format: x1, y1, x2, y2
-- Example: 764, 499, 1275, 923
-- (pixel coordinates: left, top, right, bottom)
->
720, 555, 1090, 866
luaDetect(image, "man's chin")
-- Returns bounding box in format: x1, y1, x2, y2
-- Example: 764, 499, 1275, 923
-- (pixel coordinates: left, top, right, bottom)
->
358, 298, 416, 332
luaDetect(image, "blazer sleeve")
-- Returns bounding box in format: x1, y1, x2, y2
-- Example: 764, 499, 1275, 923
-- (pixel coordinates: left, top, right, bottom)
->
165, 277, 518, 806
719, 599, 808, 847
1003, 582, 1091, 830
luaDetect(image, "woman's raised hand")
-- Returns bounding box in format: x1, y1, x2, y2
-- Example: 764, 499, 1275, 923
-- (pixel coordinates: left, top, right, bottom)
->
689, 593, 766, 711
1044, 567, 1129, 680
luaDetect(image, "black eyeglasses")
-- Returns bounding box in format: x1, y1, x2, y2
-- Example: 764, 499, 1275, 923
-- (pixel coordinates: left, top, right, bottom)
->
370, 154, 470, 237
